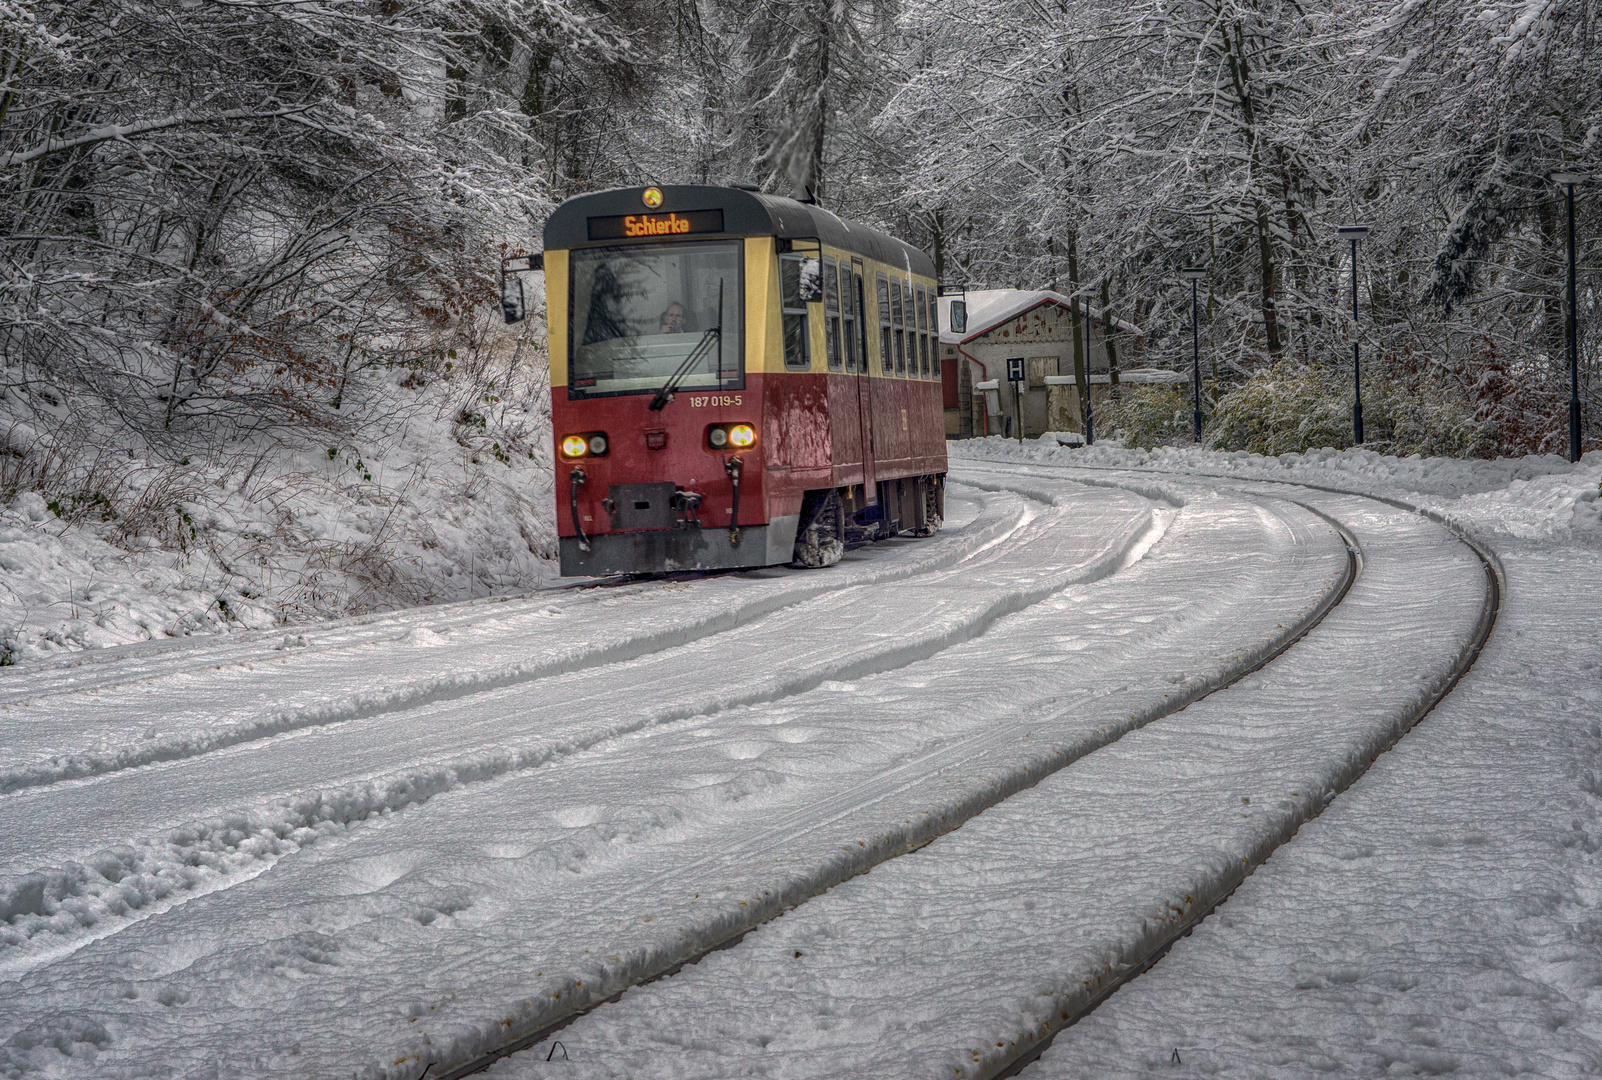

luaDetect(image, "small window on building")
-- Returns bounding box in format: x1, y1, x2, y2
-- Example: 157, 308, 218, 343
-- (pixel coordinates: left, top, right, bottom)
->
823, 258, 842, 372
877, 272, 891, 376
780, 254, 811, 371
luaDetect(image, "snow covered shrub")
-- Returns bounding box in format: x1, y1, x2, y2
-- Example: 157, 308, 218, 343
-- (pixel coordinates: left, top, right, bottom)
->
1100, 385, 1196, 449
1206, 360, 1497, 460
1207, 365, 1353, 456
0, 0, 610, 655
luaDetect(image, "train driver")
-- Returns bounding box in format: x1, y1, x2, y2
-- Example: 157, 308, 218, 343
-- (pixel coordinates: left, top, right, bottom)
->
658, 302, 688, 334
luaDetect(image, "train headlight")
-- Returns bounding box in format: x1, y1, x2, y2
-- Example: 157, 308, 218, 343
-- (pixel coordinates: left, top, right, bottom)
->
706, 423, 755, 450
587, 433, 608, 456
561, 434, 589, 458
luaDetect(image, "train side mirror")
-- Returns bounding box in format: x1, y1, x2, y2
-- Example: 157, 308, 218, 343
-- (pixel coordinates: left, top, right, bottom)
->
797, 257, 823, 303
501, 273, 527, 325
500, 253, 543, 325
949, 299, 967, 334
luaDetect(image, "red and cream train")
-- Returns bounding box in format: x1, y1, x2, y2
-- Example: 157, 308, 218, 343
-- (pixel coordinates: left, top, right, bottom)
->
536, 185, 947, 576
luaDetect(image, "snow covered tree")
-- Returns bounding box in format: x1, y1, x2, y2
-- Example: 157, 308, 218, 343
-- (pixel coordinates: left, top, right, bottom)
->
0, 0, 624, 452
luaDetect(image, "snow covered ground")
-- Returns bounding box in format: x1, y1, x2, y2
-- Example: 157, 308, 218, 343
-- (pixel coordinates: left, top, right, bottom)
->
959, 443, 1602, 1078
478, 478, 1492, 1079
0, 352, 558, 666
1, 440, 1599, 1080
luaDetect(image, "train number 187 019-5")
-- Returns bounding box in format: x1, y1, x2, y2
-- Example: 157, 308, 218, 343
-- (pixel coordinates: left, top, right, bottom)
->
689, 394, 742, 407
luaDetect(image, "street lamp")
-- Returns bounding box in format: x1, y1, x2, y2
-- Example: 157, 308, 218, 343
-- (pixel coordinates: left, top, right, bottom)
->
1337, 225, 1370, 445
1181, 267, 1208, 441
1554, 172, 1590, 462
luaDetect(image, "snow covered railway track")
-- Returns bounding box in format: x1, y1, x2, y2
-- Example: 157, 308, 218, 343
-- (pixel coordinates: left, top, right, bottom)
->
0, 480, 1156, 965
439, 495, 1363, 1080
0, 488, 1019, 797
1006, 559, 1499, 1078
0, 477, 1357, 1080
988, 472, 1503, 1079
299, 487, 1342, 1080
480, 472, 1497, 1080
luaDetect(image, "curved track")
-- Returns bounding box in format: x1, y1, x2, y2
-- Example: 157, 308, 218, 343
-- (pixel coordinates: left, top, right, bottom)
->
0, 464, 1420, 1080
0, 489, 1027, 793
0, 484, 1155, 930
466, 464, 1499, 1080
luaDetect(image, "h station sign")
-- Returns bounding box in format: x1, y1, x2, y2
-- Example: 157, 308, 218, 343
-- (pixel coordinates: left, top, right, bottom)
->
1005, 357, 1026, 443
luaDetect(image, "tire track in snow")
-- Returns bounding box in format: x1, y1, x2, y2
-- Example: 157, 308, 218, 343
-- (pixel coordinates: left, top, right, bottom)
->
0, 489, 1023, 796
0, 483, 1159, 977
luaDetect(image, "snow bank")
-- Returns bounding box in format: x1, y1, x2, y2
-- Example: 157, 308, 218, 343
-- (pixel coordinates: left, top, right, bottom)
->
0, 493, 268, 665
956, 436, 1602, 545
0, 364, 557, 665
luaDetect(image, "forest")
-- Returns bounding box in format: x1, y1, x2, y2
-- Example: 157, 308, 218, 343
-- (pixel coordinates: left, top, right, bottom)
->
0, 0, 1597, 636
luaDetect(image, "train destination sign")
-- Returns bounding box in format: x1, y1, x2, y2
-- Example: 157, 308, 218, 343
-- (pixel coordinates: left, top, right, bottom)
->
587, 209, 725, 241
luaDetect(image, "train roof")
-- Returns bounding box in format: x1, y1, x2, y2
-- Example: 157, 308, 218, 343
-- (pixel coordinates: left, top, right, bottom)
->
543, 185, 935, 278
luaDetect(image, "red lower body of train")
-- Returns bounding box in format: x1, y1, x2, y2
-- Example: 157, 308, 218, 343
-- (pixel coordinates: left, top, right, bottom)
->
555, 371, 946, 576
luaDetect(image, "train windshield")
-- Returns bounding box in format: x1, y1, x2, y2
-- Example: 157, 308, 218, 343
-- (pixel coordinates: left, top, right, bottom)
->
568, 241, 744, 398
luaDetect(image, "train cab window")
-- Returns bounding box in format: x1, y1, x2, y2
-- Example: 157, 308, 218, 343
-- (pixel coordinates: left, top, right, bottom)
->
922, 283, 935, 376
568, 241, 743, 398
842, 265, 859, 373
780, 254, 812, 371
890, 280, 906, 376
876, 272, 891, 376
823, 258, 843, 372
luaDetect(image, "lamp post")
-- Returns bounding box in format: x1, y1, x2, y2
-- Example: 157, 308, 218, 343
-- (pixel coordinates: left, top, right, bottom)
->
1554, 172, 1590, 462
1337, 226, 1370, 445
1181, 267, 1208, 441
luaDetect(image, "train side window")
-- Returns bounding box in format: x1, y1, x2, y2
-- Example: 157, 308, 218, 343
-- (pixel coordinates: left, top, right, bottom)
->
780, 254, 812, 371
823, 258, 842, 372
853, 267, 868, 374
876, 272, 891, 377
905, 278, 917, 376
842, 265, 858, 373
922, 283, 935, 376
890, 279, 906, 376
927, 286, 940, 380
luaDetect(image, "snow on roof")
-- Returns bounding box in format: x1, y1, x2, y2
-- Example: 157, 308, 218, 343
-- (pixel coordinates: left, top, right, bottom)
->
937, 289, 1142, 344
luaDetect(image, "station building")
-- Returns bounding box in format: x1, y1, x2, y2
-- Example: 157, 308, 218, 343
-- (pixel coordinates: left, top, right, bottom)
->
936, 289, 1176, 440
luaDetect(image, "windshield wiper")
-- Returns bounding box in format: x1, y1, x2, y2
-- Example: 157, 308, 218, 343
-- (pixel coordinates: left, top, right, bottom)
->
649, 280, 723, 411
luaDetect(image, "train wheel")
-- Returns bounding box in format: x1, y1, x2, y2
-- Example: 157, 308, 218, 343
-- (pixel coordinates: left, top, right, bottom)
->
911, 475, 944, 537
792, 489, 845, 568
